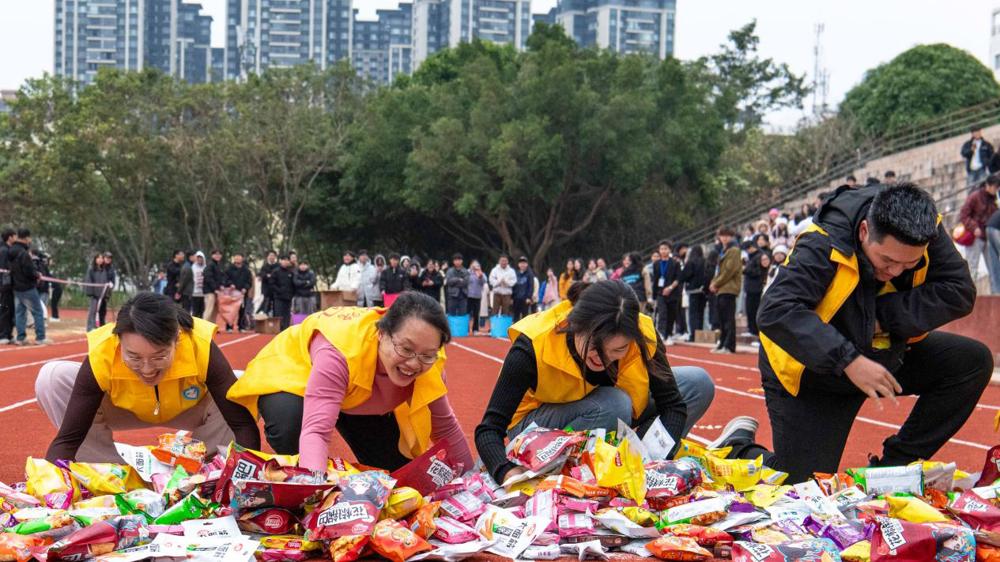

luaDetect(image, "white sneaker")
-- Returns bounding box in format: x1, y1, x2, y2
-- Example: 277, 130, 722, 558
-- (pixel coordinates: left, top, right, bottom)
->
35, 339, 55, 346
716, 348, 734, 355
664, 337, 675, 346
709, 416, 759, 449
49, 318, 61, 323
0, 338, 8, 345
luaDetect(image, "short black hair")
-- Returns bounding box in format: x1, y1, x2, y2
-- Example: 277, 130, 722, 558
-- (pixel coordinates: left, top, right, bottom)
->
717, 226, 736, 237
866, 183, 938, 247
865, 177, 880, 185
173, 249, 184, 257
232, 252, 244, 258
358, 249, 369, 256
16, 228, 30, 239
211, 249, 222, 255
657, 239, 673, 248
498, 254, 510, 260
972, 125, 984, 133
884, 170, 896, 178
376, 291, 451, 347
1, 228, 14, 243
452, 253, 463, 261
389, 253, 401, 260
267, 250, 277, 256
114, 292, 193, 347
987, 173, 1000, 187
345, 250, 356, 258
279, 254, 290, 261
846, 175, 857, 182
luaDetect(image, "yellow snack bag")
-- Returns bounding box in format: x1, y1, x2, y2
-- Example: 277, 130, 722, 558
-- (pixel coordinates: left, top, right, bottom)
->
840, 539, 871, 562
592, 440, 646, 504
746, 484, 792, 509
886, 495, 949, 523
73, 495, 118, 510
382, 486, 425, 520
25, 457, 80, 507
759, 467, 789, 486
704, 455, 763, 492
673, 439, 731, 463
621, 506, 658, 526
68, 462, 145, 496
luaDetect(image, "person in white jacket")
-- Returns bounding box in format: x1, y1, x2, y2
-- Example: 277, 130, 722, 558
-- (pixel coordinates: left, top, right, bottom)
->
488, 255, 517, 317
355, 251, 381, 307
331, 251, 361, 292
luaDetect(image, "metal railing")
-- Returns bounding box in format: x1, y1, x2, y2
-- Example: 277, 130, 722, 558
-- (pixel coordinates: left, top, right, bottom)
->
661, 97, 1000, 247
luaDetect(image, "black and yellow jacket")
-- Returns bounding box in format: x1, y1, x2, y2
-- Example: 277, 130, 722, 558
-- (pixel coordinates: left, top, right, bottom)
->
758, 186, 976, 396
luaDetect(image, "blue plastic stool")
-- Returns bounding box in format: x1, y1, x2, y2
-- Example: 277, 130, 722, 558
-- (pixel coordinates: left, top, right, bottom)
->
448, 315, 470, 338
490, 315, 513, 339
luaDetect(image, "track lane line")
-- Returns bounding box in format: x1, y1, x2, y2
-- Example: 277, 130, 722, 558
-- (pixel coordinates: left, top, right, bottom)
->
450, 340, 994, 451
0, 338, 87, 353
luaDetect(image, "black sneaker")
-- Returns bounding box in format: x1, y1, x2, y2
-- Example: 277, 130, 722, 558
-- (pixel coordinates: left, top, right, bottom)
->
709, 416, 760, 449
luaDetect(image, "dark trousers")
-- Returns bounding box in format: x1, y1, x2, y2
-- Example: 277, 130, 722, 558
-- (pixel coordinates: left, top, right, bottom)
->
467, 298, 481, 333
177, 295, 191, 314
0, 289, 13, 340
716, 294, 737, 352
446, 296, 467, 316
707, 293, 719, 330
745, 291, 762, 335
257, 392, 410, 471
50, 284, 63, 319
274, 298, 292, 331
739, 332, 993, 483
191, 296, 205, 318
656, 296, 679, 338
687, 292, 706, 340
512, 298, 531, 322
675, 303, 688, 335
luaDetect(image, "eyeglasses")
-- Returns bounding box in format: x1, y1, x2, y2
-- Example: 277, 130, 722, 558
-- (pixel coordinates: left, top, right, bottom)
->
389, 337, 439, 365
122, 346, 175, 371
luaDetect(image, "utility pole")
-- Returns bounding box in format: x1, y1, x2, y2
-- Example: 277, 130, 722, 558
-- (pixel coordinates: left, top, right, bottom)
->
812, 23, 830, 119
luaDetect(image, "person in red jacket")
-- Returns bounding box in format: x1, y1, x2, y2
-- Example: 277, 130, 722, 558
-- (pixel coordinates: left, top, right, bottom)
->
959, 173, 1000, 279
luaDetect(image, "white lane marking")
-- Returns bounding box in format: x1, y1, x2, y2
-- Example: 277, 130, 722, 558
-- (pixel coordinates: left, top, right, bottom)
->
0, 338, 87, 353
451, 341, 994, 451
0, 333, 261, 413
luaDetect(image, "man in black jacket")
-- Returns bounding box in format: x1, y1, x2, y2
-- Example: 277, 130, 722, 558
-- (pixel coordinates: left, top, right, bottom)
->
652, 240, 682, 344
961, 126, 995, 191
10, 229, 51, 345
715, 184, 991, 483
164, 250, 185, 304
271, 255, 295, 331
380, 253, 407, 300
0, 228, 16, 344
292, 261, 317, 316
257, 251, 278, 317
202, 249, 226, 321
225, 253, 254, 333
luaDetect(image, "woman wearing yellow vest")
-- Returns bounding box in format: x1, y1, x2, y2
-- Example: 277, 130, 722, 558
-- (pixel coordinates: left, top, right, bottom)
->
35, 292, 260, 462
226, 291, 474, 473
475, 280, 715, 484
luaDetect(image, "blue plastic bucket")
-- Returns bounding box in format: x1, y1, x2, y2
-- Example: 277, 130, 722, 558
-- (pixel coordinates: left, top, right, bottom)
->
490, 315, 513, 338
448, 315, 470, 338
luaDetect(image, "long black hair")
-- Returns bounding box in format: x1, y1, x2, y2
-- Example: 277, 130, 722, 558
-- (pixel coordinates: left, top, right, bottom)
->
376, 291, 452, 347
564, 280, 654, 377
114, 292, 194, 347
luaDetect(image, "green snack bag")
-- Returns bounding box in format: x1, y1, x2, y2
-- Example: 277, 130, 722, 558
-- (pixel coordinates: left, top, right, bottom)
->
152, 491, 209, 525
10, 518, 57, 535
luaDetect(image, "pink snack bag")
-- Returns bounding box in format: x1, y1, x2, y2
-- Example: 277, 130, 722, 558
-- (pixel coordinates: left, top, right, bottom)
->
432, 516, 481, 544
439, 491, 486, 524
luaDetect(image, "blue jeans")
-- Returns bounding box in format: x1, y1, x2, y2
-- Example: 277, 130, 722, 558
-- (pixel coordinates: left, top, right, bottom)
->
508, 366, 715, 439
14, 288, 45, 342
968, 167, 989, 192
987, 227, 1000, 295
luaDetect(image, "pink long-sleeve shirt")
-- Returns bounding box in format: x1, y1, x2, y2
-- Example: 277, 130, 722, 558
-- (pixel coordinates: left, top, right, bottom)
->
298, 334, 473, 473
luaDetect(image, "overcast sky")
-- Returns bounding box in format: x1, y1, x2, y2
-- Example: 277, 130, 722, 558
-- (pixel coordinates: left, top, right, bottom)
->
3, 0, 998, 129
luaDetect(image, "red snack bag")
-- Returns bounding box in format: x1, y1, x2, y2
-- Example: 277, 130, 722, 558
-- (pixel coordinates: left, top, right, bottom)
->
950, 492, 1000, 532
871, 517, 975, 562
407, 501, 440, 540
506, 426, 586, 473
432, 515, 480, 544
438, 491, 486, 524
646, 535, 713, 561
238, 508, 299, 535
390, 441, 463, 496
465, 473, 497, 503
328, 535, 369, 562
976, 445, 1000, 487
645, 459, 703, 500
664, 524, 734, 547
370, 519, 432, 562
43, 519, 119, 561
213, 445, 269, 504
979, 544, 1000, 562
262, 460, 317, 483
732, 540, 841, 562
304, 471, 393, 540
536, 475, 613, 499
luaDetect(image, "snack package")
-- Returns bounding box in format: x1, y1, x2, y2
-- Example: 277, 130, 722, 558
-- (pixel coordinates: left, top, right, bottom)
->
328, 536, 369, 562
114, 489, 166, 522
45, 516, 148, 561
664, 497, 728, 526
0, 533, 46, 562
522, 544, 562, 560
0, 482, 41, 510
557, 512, 594, 538
886, 495, 948, 523
840, 540, 872, 562
432, 515, 480, 544
303, 471, 393, 540
438, 491, 486, 524
847, 465, 923, 496
950, 491, 1000, 531
152, 492, 214, 525
524, 489, 557, 531
802, 516, 871, 550
976, 445, 1000, 487
558, 495, 599, 514
645, 459, 703, 500
229, 478, 334, 511
465, 474, 497, 504
592, 439, 646, 504
407, 501, 440, 540
506, 425, 586, 474
475, 506, 549, 559
662, 524, 734, 547
731, 539, 842, 562
535, 475, 610, 499
383, 487, 425, 521
25, 458, 79, 509
390, 441, 464, 496
370, 519, 432, 562
645, 535, 713, 561
237, 508, 298, 535
150, 431, 207, 474
212, 446, 269, 505
67, 463, 144, 496
260, 461, 318, 484
871, 516, 975, 562
747, 484, 793, 509
592, 509, 660, 539
704, 455, 765, 492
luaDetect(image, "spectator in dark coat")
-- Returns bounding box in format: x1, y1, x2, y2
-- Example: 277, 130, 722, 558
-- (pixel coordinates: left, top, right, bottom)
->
84, 254, 112, 332
271, 255, 295, 331
380, 253, 408, 300
164, 250, 185, 304
202, 249, 226, 322
512, 257, 536, 322
959, 173, 1000, 278
445, 254, 469, 316
257, 250, 278, 316
176, 252, 195, 312
418, 259, 444, 303
679, 245, 708, 342
292, 261, 317, 316
961, 126, 995, 190
224, 253, 254, 333
651, 241, 682, 344
9, 229, 50, 345
0, 228, 15, 343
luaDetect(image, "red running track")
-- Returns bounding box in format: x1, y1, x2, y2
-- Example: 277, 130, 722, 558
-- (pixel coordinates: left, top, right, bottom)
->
0, 333, 997, 483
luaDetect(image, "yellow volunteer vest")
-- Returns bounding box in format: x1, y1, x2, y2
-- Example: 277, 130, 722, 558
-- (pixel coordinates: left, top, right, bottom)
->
759, 221, 934, 396
88, 317, 217, 424
227, 307, 448, 459
507, 300, 658, 429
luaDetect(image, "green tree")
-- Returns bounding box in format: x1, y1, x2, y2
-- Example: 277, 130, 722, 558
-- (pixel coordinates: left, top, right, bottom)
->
841, 43, 1000, 138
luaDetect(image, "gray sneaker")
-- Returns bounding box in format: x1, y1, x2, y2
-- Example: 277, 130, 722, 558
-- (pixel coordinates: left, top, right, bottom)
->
709, 416, 759, 449
35, 339, 55, 346
0, 338, 8, 345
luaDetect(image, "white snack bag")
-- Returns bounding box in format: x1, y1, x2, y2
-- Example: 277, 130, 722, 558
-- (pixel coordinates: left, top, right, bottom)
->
114, 443, 173, 482
640, 418, 676, 461
181, 515, 242, 539
592, 510, 660, 539
475, 505, 549, 559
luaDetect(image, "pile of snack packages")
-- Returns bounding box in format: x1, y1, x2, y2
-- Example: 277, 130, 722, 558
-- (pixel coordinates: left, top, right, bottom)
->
4, 423, 1000, 562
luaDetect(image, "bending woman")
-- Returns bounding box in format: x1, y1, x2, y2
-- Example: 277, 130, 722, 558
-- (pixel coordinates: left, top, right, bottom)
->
475, 280, 715, 484
37, 292, 260, 462
227, 291, 473, 473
